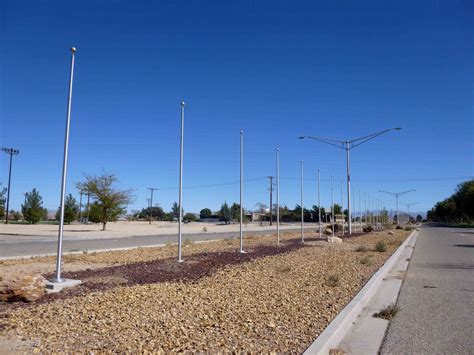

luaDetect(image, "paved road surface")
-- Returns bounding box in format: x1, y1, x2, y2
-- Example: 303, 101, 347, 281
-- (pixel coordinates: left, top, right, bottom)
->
381, 224, 474, 354
0, 228, 306, 259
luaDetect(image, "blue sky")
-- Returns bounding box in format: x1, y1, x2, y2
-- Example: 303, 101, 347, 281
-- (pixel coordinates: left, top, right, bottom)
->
1, 0, 472, 215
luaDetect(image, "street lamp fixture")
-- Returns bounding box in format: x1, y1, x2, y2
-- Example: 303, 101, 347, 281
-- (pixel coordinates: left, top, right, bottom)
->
379, 190, 416, 225
299, 127, 401, 234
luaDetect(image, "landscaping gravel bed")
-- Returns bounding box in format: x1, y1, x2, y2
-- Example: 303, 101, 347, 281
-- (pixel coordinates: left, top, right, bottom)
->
0, 229, 408, 353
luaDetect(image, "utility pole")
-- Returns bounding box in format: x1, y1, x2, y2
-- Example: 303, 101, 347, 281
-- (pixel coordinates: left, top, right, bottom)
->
267, 176, 274, 226
1, 147, 20, 224
86, 193, 90, 223
147, 187, 158, 224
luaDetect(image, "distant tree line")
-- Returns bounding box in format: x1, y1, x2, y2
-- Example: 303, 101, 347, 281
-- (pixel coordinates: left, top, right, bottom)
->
427, 180, 474, 224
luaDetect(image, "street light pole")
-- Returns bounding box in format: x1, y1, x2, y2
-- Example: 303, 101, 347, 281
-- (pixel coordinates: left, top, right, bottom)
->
177, 101, 185, 262
401, 202, 419, 223
380, 190, 416, 225
1, 147, 19, 224
276, 147, 280, 245
53, 47, 76, 283
299, 127, 401, 235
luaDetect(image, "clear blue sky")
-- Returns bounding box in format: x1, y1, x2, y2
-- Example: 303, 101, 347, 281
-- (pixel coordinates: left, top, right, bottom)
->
1, 0, 472, 215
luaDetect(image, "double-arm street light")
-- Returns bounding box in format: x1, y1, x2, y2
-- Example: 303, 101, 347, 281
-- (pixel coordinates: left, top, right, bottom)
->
300, 127, 401, 234
379, 190, 416, 225
400, 202, 419, 222
1, 147, 20, 224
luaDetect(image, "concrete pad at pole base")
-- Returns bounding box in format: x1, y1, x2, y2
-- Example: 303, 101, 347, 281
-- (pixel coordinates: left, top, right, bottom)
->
45, 279, 81, 293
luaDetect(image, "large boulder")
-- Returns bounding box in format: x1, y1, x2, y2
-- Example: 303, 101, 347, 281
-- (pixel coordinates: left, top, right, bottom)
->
327, 236, 343, 243
0, 273, 47, 302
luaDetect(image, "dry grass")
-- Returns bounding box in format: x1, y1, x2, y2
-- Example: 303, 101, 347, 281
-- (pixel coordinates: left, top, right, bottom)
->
373, 303, 400, 320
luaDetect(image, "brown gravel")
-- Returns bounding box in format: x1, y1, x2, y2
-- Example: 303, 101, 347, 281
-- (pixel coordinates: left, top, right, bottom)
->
0, 229, 409, 353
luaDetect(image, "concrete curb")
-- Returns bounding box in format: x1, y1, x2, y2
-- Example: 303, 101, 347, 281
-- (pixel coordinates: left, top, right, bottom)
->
304, 229, 419, 355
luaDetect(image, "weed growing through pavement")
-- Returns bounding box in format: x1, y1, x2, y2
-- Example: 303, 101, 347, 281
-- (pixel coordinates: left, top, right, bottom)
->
326, 275, 340, 287
374, 241, 387, 252
373, 303, 399, 320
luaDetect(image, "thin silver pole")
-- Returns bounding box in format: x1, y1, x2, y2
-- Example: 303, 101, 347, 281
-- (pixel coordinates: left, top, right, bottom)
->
177, 101, 185, 262
301, 160, 304, 243
364, 192, 367, 227
331, 175, 334, 238
239, 130, 244, 253
318, 168, 321, 239
276, 147, 280, 245
396, 195, 399, 226
352, 184, 355, 233
54, 47, 76, 282
346, 142, 352, 234
358, 189, 362, 232
341, 180, 344, 236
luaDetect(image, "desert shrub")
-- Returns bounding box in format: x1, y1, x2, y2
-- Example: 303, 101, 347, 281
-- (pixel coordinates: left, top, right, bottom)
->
355, 245, 368, 252
363, 225, 373, 233
326, 275, 340, 287
404, 226, 414, 231
396, 225, 403, 230
374, 241, 387, 252
360, 255, 373, 266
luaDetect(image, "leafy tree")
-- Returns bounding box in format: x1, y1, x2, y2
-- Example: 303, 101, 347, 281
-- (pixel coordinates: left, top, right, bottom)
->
22, 188, 44, 224
56, 194, 79, 224
183, 213, 198, 222
416, 214, 423, 223
139, 206, 164, 221
0, 185, 6, 219
332, 204, 342, 215
293, 204, 312, 222
171, 202, 182, 219
230, 202, 248, 223
311, 205, 326, 222
77, 173, 134, 231
218, 201, 231, 224
199, 208, 213, 219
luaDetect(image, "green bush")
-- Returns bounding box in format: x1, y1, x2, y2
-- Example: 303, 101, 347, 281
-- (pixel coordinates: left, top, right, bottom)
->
363, 225, 373, 233
374, 241, 387, 252
360, 256, 373, 266
355, 245, 368, 252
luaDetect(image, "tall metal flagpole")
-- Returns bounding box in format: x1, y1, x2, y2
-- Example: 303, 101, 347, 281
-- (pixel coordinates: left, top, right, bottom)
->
331, 176, 334, 238
239, 130, 245, 253
300, 160, 304, 243
53, 47, 76, 283
177, 101, 185, 262
318, 168, 321, 239
341, 180, 344, 235
358, 189, 362, 232
276, 147, 280, 245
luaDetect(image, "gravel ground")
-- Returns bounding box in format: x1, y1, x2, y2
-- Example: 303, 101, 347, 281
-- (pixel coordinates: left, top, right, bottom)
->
0, 229, 408, 353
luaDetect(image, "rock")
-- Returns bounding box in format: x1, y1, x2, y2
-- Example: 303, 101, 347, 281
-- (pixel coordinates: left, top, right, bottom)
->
324, 228, 332, 235
388, 231, 395, 235
0, 272, 47, 302
327, 236, 343, 243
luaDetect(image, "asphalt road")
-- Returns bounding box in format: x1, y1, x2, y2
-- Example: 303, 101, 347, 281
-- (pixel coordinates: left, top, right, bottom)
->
0, 228, 303, 259
381, 224, 474, 354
